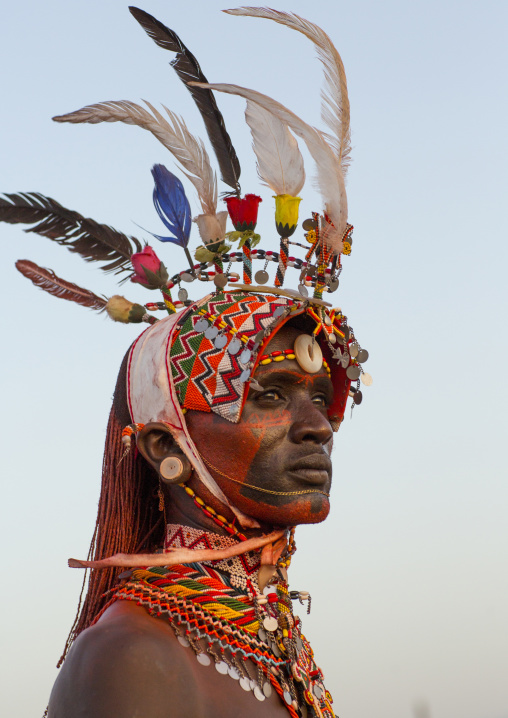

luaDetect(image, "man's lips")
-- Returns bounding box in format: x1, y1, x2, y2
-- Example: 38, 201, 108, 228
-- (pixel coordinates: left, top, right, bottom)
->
286, 453, 332, 485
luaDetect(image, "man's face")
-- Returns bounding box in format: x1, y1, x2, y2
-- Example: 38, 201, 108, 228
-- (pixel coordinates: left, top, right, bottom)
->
185, 324, 334, 527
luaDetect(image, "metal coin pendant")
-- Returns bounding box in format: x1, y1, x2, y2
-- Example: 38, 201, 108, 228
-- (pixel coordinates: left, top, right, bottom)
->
194, 318, 209, 333
250, 679, 258, 691
240, 677, 252, 692
214, 334, 227, 349
213, 273, 228, 289
295, 635, 303, 652
329, 333, 337, 345
254, 686, 266, 702
283, 690, 293, 705
328, 277, 339, 292
197, 653, 211, 666
240, 369, 251, 382
302, 218, 317, 231
181, 272, 194, 283
215, 661, 229, 675
204, 326, 218, 340
228, 666, 240, 680
271, 642, 281, 657
263, 616, 279, 632
346, 365, 361, 380
353, 390, 363, 405
340, 351, 350, 369
177, 636, 190, 647
361, 372, 373, 386
357, 349, 369, 363
298, 283, 309, 297
263, 682, 273, 698
240, 348, 252, 364
228, 337, 242, 355
255, 269, 269, 285
178, 288, 188, 302
273, 305, 286, 318
313, 683, 324, 699
254, 329, 265, 345
258, 627, 267, 642
349, 343, 359, 358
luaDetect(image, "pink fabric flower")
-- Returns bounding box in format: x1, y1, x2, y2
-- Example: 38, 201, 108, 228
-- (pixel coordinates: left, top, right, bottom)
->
130, 246, 168, 289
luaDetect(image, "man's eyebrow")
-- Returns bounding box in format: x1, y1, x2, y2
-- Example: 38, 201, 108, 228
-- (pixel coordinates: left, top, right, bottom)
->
253, 369, 332, 388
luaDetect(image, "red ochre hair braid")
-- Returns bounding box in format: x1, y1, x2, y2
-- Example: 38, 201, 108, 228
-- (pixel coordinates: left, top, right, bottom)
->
58, 351, 163, 666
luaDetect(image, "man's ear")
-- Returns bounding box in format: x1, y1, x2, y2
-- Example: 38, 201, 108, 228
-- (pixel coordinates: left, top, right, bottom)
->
136, 422, 176, 474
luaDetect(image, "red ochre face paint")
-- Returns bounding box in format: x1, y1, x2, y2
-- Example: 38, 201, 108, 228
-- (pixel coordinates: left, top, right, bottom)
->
185, 326, 334, 527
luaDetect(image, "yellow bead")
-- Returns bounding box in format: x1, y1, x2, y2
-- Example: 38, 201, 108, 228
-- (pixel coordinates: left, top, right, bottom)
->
216, 514, 227, 524
274, 355, 285, 362
195, 497, 205, 506
260, 359, 271, 365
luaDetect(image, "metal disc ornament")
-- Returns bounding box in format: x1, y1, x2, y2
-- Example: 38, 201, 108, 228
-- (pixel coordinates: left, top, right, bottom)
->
240, 677, 252, 692
283, 690, 293, 705
349, 343, 359, 358
263, 682, 273, 698
194, 318, 209, 332
329, 333, 337, 344
215, 661, 229, 675
361, 372, 373, 386
213, 272, 228, 289
178, 288, 188, 302
254, 269, 269, 285
240, 369, 251, 382
181, 272, 194, 283
254, 686, 266, 702
295, 635, 303, 652
258, 627, 267, 642
340, 351, 350, 369
254, 329, 265, 346
204, 326, 218, 340
298, 283, 309, 297
240, 348, 252, 364
214, 334, 227, 349
353, 389, 363, 404
346, 365, 361, 380
357, 349, 369, 363
263, 616, 279, 632
273, 305, 286, 318
313, 684, 324, 699
228, 337, 242, 355
196, 653, 211, 666
177, 636, 190, 647
328, 277, 339, 292
302, 218, 317, 231
228, 666, 240, 680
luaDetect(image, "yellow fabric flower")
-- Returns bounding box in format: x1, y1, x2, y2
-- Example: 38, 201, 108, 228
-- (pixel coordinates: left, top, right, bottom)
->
273, 194, 302, 237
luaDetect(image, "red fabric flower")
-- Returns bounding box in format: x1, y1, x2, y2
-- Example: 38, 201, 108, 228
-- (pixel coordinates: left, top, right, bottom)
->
224, 194, 262, 231
130, 246, 168, 289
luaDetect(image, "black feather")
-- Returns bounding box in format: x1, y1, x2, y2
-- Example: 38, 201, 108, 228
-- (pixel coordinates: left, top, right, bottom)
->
0, 193, 142, 279
129, 6, 241, 195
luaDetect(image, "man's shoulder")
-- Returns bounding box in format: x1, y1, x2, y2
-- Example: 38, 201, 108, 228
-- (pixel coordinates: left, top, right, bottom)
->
48, 601, 203, 718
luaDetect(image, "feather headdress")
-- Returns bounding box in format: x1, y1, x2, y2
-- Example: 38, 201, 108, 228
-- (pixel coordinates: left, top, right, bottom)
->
191, 82, 347, 253
129, 6, 241, 195
245, 100, 305, 197
0, 192, 142, 278
54, 101, 217, 217
224, 7, 351, 177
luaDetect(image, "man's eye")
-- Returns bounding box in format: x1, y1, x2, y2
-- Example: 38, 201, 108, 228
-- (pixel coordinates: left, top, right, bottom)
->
312, 394, 328, 407
259, 390, 283, 401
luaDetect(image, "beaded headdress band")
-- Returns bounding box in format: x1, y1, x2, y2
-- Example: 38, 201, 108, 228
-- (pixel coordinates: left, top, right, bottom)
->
0, 7, 371, 423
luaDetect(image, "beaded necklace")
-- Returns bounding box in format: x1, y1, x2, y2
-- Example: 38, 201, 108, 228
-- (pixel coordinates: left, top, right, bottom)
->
98, 525, 335, 718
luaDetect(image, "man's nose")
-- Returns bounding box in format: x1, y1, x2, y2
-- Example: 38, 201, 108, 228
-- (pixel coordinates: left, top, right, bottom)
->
288, 399, 333, 445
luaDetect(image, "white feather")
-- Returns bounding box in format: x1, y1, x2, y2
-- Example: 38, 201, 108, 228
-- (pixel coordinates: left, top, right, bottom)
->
245, 100, 305, 196
224, 7, 351, 177
54, 100, 217, 216
191, 82, 346, 253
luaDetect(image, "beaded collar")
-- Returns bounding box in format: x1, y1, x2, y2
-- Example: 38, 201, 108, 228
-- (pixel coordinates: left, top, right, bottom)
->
100, 524, 336, 718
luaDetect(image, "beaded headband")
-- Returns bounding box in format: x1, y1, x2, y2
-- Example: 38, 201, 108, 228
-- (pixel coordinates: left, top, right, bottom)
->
1, 7, 371, 421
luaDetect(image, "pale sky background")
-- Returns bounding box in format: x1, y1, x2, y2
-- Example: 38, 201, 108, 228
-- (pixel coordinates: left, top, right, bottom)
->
0, 1, 507, 717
